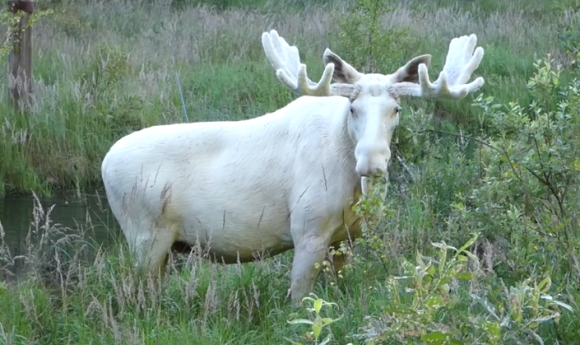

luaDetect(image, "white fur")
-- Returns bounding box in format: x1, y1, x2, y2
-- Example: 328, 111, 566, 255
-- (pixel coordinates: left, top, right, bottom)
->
102, 96, 363, 304
102, 30, 486, 306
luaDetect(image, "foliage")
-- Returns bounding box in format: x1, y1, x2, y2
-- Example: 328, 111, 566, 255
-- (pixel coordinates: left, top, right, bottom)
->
340, 123, 578, 343
557, 21, 580, 71
333, 0, 416, 73
286, 294, 344, 345
467, 57, 580, 281
0, 0, 569, 196
2, 188, 575, 344
286, 53, 580, 344
351, 234, 573, 344
0, 4, 53, 58
80, 43, 130, 94
282, 56, 580, 343
50, 6, 90, 38
2, 1, 580, 343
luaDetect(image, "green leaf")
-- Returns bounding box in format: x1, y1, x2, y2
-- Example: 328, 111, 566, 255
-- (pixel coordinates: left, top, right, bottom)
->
454, 272, 475, 281
313, 298, 323, 314
449, 340, 465, 345
312, 322, 322, 339
439, 276, 451, 285
439, 248, 448, 276
485, 321, 501, 340
426, 295, 443, 309
320, 316, 342, 327
421, 331, 456, 344
427, 264, 436, 277
457, 233, 479, 255
537, 276, 551, 294
540, 295, 574, 312
431, 242, 456, 251
416, 250, 426, 267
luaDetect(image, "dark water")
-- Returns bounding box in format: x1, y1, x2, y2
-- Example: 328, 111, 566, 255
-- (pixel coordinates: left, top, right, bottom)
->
0, 190, 121, 266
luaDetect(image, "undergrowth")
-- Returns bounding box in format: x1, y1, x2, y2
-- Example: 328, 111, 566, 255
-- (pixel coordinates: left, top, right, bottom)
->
1, 0, 580, 344
0, 57, 579, 344
0, 0, 575, 195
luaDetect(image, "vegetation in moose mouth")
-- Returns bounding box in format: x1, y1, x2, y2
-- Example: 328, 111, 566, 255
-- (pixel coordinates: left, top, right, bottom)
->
1, 0, 580, 344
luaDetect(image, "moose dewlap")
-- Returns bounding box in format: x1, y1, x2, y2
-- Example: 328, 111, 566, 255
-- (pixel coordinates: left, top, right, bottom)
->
101, 29, 485, 306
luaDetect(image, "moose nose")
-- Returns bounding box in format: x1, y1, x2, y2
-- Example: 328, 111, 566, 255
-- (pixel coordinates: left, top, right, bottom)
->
355, 157, 371, 177
355, 144, 390, 177
355, 153, 389, 177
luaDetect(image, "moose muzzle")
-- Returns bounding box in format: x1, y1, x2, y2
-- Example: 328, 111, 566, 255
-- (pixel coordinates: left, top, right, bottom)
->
354, 143, 391, 178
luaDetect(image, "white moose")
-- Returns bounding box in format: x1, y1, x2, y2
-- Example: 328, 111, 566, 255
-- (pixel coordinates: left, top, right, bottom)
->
101, 30, 485, 306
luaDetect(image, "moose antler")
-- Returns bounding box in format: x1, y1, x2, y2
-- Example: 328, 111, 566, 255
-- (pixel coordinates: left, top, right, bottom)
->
392, 34, 485, 99
261, 30, 340, 97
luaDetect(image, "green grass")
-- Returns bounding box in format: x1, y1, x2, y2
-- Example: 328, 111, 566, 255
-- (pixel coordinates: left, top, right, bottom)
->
1, 167, 578, 344
0, 0, 575, 196
1, 0, 580, 344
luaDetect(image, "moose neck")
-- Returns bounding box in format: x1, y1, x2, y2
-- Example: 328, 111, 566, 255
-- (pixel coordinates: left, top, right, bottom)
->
330, 102, 364, 194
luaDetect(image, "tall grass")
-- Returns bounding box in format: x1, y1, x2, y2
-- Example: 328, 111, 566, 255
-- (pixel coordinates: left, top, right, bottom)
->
1, 0, 580, 343
0, 0, 576, 195
1, 155, 578, 344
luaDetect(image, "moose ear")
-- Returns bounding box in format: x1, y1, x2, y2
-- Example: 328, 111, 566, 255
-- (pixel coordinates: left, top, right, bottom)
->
323, 49, 361, 84
390, 54, 432, 83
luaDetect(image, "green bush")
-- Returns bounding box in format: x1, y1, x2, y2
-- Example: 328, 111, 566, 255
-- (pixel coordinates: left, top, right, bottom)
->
330, 55, 580, 345
80, 43, 130, 94
333, 0, 417, 74
455, 57, 580, 293
352, 236, 572, 345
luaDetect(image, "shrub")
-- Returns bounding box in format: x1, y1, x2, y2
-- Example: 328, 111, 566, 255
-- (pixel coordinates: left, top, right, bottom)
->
352, 235, 572, 345
332, 0, 416, 74
311, 53, 580, 345
80, 43, 130, 94
467, 56, 580, 281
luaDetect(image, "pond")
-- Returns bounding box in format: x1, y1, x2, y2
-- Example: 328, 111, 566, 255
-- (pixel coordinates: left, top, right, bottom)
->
0, 190, 121, 277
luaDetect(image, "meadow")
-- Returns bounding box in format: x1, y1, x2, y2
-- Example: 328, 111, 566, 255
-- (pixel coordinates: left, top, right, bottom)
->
1, 0, 580, 344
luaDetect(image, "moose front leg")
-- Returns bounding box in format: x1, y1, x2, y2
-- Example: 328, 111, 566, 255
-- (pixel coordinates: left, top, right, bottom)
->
288, 204, 333, 306
289, 233, 331, 306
